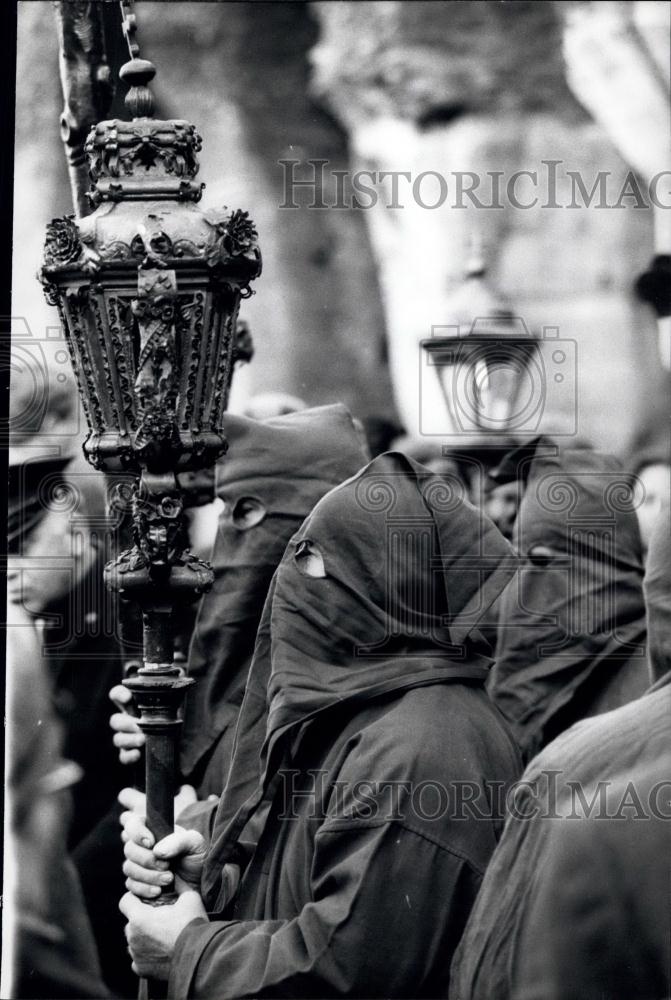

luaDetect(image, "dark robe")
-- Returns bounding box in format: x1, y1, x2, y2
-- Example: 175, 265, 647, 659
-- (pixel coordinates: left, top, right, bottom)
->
488, 445, 648, 759
450, 676, 671, 1000
450, 506, 671, 1000
9, 608, 109, 999
512, 748, 671, 1000
169, 452, 522, 999
181, 404, 369, 796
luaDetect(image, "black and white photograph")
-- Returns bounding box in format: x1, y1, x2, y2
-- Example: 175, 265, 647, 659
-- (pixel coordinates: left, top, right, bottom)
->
3, 1, 670, 998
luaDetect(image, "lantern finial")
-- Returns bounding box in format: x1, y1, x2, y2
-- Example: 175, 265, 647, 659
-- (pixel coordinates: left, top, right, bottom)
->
119, 0, 155, 119
120, 57, 156, 119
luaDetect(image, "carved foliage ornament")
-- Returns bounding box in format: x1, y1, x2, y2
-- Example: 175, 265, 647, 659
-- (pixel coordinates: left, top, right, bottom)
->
132, 269, 180, 458
43, 215, 82, 266
42, 209, 260, 281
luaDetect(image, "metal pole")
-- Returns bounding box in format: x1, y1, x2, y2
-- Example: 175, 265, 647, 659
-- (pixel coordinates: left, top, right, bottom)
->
53, 1, 112, 218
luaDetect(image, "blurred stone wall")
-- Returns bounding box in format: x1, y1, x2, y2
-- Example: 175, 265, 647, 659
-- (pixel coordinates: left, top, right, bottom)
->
310, 0, 667, 454
12, 0, 669, 455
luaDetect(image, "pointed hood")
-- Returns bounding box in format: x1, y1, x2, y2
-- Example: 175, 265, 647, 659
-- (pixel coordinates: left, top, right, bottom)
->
489, 445, 648, 758
265, 451, 517, 732
202, 452, 518, 906
180, 404, 369, 786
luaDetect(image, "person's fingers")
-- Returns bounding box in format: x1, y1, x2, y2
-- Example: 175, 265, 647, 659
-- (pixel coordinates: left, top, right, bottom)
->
119, 787, 146, 810
119, 890, 142, 919
110, 713, 142, 735
109, 685, 133, 709
113, 731, 145, 750
125, 877, 163, 900
120, 748, 142, 765
176, 784, 197, 800
154, 828, 205, 861
123, 858, 174, 887
124, 839, 169, 871
118, 787, 148, 816
174, 784, 198, 817
174, 783, 197, 809
119, 810, 154, 849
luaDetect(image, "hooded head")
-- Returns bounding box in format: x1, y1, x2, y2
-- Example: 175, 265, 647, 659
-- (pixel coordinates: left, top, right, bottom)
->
489, 443, 648, 757
180, 404, 369, 786
202, 452, 517, 904
265, 451, 517, 732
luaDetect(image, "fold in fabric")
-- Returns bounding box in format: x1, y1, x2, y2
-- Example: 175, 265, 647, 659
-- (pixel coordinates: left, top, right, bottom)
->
643, 504, 671, 683
450, 671, 671, 1000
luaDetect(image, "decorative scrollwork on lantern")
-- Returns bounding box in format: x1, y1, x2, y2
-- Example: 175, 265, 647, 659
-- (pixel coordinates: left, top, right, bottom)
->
132, 269, 180, 461
104, 468, 214, 593
39, 116, 261, 474
85, 119, 204, 205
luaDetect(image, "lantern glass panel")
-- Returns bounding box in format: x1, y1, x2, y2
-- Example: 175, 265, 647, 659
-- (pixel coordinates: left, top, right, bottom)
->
428, 337, 539, 436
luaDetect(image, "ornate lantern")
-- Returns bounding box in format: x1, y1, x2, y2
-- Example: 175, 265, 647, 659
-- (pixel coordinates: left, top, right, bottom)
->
421, 250, 540, 440
420, 244, 540, 507
39, 19, 261, 884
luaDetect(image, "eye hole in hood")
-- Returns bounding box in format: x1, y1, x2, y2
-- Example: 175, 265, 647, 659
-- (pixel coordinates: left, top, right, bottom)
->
527, 544, 556, 567
294, 539, 327, 578
231, 496, 267, 530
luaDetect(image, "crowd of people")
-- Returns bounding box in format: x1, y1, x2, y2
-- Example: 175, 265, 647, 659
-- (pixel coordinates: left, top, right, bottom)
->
7, 381, 671, 999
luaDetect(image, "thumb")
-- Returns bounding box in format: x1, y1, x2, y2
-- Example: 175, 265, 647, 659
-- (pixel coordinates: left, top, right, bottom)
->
118, 787, 146, 813
176, 783, 197, 803
119, 890, 143, 919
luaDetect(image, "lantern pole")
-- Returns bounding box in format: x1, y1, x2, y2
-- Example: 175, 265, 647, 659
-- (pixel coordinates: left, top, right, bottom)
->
40, 4, 261, 995
53, 0, 113, 218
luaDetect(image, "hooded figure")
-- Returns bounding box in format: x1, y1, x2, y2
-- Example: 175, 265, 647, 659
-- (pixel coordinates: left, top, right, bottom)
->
488, 443, 648, 759
450, 506, 671, 1000
180, 403, 370, 796
167, 452, 522, 999
76, 404, 368, 998
8, 446, 126, 846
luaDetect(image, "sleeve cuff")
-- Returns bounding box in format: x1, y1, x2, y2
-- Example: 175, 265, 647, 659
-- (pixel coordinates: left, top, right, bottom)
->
168, 917, 222, 999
